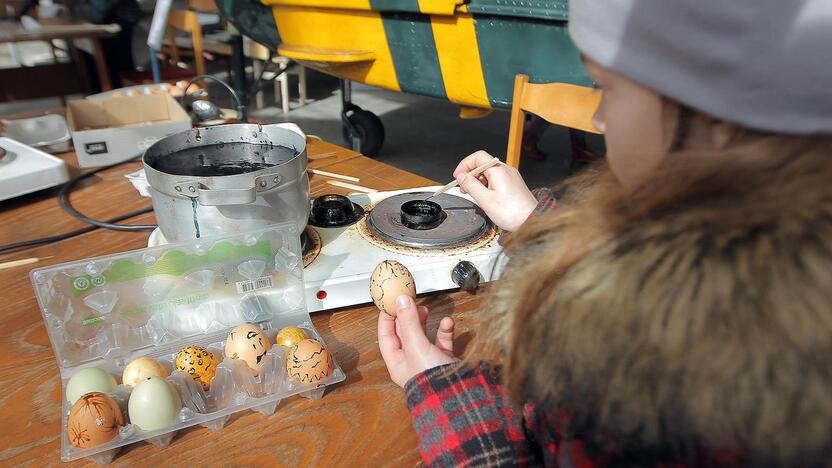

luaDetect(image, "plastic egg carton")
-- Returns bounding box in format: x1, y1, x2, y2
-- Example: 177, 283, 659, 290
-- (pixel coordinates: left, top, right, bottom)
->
30, 224, 345, 463
59, 319, 344, 464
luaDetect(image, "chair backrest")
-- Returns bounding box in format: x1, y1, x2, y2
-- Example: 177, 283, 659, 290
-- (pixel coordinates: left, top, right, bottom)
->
505, 74, 602, 168
187, 0, 219, 13
166, 9, 205, 76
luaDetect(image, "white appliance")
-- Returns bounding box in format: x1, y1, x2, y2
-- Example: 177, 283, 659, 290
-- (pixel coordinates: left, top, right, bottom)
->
150, 187, 504, 313
0, 137, 70, 202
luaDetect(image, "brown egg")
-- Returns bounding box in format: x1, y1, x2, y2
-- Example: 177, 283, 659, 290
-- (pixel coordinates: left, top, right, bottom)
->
369, 260, 416, 316
67, 392, 125, 449
286, 339, 334, 384
275, 326, 308, 348
175, 346, 219, 390
225, 323, 272, 375
122, 357, 168, 388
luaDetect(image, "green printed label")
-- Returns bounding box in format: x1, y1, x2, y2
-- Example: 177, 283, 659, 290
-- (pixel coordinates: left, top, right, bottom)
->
70, 240, 273, 298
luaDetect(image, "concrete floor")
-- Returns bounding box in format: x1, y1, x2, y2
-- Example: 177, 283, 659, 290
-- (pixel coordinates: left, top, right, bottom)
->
0, 55, 592, 190
247, 70, 585, 189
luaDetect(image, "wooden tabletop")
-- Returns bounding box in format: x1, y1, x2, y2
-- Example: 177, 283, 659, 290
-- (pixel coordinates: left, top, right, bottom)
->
0, 21, 120, 43
0, 136, 485, 466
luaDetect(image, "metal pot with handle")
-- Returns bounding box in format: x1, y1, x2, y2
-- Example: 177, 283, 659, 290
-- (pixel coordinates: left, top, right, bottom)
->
143, 123, 309, 242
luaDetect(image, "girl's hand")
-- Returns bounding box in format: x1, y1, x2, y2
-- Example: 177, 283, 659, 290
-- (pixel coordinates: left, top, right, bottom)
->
453, 151, 538, 231
377, 295, 458, 388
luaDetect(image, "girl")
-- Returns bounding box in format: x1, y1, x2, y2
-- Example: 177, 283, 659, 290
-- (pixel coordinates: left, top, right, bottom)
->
378, 0, 832, 466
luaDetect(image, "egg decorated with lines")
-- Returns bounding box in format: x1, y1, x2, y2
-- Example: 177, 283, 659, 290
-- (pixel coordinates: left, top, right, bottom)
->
369, 260, 416, 316
67, 392, 124, 448
175, 345, 219, 390
286, 339, 334, 384
225, 323, 272, 376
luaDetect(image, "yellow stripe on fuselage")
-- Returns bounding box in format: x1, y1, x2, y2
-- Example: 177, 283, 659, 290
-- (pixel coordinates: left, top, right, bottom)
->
430, 13, 491, 108
417, 0, 463, 15
271, 5, 401, 92
265, 0, 372, 11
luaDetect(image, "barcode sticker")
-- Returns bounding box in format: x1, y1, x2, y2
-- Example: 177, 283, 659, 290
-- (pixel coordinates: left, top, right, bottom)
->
235, 276, 273, 294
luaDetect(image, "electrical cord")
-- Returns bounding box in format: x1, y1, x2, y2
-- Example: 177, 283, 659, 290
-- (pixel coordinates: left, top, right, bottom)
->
58, 156, 156, 232
0, 208, 153, 255
0, 155, 157, 255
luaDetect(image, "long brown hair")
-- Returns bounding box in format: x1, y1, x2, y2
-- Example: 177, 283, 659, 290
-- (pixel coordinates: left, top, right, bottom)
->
476, 134, 832, 464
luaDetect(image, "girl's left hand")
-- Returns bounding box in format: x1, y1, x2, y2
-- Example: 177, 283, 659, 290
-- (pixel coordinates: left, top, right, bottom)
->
377, 295, 458, 388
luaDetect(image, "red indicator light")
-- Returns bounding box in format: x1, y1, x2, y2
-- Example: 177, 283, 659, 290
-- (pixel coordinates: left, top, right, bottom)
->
316, 290, 327, 300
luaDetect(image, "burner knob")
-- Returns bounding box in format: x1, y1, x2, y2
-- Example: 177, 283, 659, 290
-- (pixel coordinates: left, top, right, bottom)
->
451, 261, 481, 292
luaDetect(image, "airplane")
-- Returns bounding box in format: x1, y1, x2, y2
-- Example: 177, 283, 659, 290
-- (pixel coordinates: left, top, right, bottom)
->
215, 0, 592, 156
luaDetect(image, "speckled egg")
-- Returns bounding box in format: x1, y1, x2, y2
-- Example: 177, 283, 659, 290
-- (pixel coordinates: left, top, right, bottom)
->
175, 346, 219, 390
128, 376, 182, 431
66, 368, 118, 404
67, 392, 124, 448
225, 323, 272, 375
286, 339, 334, 384
122, 357, 168, 388
274, 326, 308, 348
369, 260, 416, 316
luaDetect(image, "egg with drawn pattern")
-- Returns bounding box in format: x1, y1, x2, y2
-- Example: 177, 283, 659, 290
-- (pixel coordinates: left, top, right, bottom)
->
67, 392, 125, 448
225, 323, 272, 375
286, 339, 334, 384
175, 345, 219, 390
369, 260, 416, 316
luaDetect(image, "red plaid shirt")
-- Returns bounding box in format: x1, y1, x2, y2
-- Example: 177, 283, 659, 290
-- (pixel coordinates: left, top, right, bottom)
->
405, 362, 598, 467
405, 363, 745, 467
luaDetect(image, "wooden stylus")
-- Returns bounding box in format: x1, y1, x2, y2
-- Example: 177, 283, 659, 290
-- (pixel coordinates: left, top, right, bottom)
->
426, 157, 502, 200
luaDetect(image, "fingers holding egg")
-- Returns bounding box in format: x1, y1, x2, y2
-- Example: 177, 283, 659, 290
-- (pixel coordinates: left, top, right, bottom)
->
369, 260, 416, 317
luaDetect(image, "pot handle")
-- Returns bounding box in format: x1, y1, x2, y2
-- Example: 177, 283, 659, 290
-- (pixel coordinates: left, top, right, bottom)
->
197, 184, 256, 206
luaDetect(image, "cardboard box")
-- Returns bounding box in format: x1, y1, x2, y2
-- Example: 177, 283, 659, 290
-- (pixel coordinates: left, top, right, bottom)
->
67, 93, 191, 167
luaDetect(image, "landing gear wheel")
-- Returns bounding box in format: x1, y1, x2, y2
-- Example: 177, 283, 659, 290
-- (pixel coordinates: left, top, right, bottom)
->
342, 105, 385, 157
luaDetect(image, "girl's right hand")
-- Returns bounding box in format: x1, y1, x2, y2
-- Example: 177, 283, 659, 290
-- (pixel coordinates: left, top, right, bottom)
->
453, 151, 538, 232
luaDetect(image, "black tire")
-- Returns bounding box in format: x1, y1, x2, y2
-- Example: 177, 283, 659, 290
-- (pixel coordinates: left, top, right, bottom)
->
342, 109, 385, 157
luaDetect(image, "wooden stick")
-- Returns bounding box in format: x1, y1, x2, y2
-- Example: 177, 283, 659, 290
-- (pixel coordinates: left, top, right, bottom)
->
429, 157, 501, 198
327, 180, 378, 193
308, 169, 360, 183
0, 257, 49, 270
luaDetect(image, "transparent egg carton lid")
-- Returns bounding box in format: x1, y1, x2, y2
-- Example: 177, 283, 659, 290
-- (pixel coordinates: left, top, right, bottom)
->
30, 224, 347, 463
30, 223, 309, 373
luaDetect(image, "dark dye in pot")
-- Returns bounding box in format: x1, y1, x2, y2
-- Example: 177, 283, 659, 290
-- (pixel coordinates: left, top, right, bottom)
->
152, 143, 297, 176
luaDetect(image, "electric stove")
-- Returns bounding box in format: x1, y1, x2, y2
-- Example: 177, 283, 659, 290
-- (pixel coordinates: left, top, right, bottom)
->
149, 186, 504, 313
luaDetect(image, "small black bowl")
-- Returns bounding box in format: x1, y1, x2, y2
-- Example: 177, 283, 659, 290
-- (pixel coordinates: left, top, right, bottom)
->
400, 199, 444, 230
309, 194, 364, 227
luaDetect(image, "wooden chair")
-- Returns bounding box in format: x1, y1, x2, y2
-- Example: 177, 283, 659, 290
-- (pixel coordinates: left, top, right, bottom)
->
121, 8, 207, 84
249, 40, 307, 113
166, 9, 206, 77
505, 74, 602, 169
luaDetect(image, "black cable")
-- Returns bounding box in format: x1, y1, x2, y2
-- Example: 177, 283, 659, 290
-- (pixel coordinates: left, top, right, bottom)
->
0, 155, 157, 255
58, 156, 156, 231
0, 208, 153, 255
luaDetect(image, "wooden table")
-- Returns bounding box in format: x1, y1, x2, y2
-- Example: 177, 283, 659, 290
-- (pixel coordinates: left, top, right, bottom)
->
0, 21, 120, 99
0, 137, 485, 466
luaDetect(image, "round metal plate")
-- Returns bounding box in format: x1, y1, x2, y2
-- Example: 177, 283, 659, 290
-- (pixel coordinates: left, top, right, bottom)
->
366, 192, 491, 248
